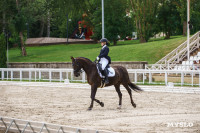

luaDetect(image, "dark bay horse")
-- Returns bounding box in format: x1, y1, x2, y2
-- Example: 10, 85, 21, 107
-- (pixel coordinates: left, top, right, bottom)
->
71, 57, 143, 110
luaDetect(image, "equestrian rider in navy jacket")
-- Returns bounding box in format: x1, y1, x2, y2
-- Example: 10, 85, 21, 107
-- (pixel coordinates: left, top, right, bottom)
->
96, 38, 111, 84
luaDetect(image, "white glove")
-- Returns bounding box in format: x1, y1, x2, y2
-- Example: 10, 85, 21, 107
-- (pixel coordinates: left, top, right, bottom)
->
96, 56, 100, 61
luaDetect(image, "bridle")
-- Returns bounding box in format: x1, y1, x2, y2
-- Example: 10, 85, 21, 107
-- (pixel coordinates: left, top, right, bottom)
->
72, 59, 83, 74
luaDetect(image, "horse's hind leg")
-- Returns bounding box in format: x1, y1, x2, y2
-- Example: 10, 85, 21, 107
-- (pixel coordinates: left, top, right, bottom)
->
114, 84, 122, 109
123, 84, 136, 108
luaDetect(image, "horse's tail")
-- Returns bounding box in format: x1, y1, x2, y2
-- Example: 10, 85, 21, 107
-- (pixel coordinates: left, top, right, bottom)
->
128, 82, 143, 92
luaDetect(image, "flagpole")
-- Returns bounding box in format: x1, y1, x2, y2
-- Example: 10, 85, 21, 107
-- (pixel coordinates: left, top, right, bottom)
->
102, 0, 105, 38
187, 0, 190, 61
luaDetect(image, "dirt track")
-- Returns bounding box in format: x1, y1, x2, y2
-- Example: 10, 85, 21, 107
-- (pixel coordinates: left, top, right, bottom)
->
0, 82, 200, 133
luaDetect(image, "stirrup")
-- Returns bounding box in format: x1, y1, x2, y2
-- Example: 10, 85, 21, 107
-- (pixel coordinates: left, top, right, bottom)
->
104, 79, 109, 84
99, 79, 106, 88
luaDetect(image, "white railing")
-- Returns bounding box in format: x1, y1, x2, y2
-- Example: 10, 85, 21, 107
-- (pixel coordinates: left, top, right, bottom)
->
0, 116, 114, 133
145, 64, 200, 70
155, 31, 200, 66
127, 69, 200, 87
0, 68, 86, 83
1, 68, 200, 87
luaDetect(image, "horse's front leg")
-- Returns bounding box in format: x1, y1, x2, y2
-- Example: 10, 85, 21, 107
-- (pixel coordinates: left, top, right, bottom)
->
88, 84, 104, 110
88, 85, 98, 110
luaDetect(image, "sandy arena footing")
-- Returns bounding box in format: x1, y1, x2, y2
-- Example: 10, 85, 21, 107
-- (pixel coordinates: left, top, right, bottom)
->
0, 81, 200, 132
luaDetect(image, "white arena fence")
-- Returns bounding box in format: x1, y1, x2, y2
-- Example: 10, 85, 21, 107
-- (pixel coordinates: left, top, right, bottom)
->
0, 68, 200, 87
0, 117, 114, 133
145, 64, 200, 70
0, 68, 85, 83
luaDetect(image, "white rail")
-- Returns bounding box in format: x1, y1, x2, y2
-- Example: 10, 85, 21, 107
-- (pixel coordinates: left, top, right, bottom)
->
0, 116, 114, 133
145, 64, 200, 70
127, 69, 200, 87
0, 68, 200, 87
0, 68, 86, 83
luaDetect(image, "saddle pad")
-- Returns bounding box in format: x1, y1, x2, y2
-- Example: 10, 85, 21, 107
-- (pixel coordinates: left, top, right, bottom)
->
97, 66, 115, 78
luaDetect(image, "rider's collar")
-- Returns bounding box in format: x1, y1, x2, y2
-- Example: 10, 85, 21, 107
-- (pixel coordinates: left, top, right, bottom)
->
102, 44, 107, 49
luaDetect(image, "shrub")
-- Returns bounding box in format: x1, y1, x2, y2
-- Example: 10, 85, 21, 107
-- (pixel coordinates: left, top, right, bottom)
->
0, 33, 7, 68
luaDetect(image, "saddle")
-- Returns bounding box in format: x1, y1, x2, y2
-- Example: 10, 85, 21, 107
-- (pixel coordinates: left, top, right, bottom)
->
96, 63, 115, 88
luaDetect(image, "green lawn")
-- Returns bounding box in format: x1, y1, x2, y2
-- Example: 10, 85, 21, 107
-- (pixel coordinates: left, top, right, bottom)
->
9, 36, 186, 64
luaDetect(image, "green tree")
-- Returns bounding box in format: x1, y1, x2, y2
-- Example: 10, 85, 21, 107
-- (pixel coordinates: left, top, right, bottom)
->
0, 34, 7, 68
14, 0, 27, 56
173, 0, 187, 36
157, 0, 181, 39
104, 0, 132, 45
91, 0, 133, 45
129, 0, 159, 43
190, 0, 200, 34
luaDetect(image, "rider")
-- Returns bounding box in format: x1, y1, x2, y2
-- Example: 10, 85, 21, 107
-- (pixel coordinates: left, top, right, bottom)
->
96, 38, 111, 84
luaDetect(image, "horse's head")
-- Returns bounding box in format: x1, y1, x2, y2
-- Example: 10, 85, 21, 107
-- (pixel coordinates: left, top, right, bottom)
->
71, 56, 82, 77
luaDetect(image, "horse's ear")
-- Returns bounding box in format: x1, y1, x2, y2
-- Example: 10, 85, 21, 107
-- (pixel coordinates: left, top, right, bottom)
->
71, 56, 75, 61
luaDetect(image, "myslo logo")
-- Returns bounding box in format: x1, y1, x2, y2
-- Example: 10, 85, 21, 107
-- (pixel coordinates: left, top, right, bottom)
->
167, 122, 193, 128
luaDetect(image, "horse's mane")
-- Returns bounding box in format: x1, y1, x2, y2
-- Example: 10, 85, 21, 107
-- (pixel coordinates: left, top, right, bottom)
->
76, 57, 94, 63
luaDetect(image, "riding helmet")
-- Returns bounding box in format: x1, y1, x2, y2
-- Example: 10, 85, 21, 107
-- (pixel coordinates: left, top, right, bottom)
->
100, 38, 108, 43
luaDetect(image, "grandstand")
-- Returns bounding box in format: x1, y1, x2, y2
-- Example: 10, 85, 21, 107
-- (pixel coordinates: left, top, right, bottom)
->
146, 31, 200, 70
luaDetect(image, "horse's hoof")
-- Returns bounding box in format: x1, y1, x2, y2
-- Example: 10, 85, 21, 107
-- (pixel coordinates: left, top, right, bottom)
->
87, 107, 92, 111
133, 103, 136, 108
117, 105, 122, 109
100, 102, 104, 107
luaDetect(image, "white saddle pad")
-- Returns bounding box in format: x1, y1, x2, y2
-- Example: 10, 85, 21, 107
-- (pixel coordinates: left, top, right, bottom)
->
97, 66, 115, 78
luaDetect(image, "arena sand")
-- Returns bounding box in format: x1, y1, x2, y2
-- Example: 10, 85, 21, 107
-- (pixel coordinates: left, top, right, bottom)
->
0, 82, 200, 133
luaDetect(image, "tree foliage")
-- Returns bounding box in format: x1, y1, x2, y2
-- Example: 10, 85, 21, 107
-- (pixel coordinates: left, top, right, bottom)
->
1, 0, 200, 49
0, 34, 7, 68
157, 0, 182, 39
91, 0, 133, 45
129, 0, 159, 43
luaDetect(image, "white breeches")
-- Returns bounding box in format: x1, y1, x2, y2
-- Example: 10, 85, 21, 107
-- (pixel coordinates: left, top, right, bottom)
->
99, 57, 109, 70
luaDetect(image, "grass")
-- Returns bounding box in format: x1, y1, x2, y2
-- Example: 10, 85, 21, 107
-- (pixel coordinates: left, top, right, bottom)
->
9, 35, 187, 64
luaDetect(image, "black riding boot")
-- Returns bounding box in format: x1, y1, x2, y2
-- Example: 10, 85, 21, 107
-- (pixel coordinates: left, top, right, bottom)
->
103, 69, 109, 84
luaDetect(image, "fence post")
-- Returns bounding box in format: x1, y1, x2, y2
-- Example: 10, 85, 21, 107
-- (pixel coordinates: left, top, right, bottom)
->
60, 70, 62, 82
181, 72, 184, 86
11, 70, 13, 81
49, 70, 52, 82
165, 72, 168, 86
134, 71, 137, 84
7, 70, 9, 80
35, 70, 37, 81
82, 71, 86, 83
71, 70, 73, 81
143, 72, 145, 84
149, 72, 152, 84
20, 70, 22, 81
191, 72, 193, 86
39, 70, 41, 81
29, 70, 31, 81
2, 70, 4, 80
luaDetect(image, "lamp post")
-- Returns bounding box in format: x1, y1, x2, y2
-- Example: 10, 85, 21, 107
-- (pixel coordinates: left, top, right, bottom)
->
6, 31, 9, 67
66, 14, 71, 44
66, 13, 69, 44
187, 0, 190, 61
26, 23, 29, 38
102, 0, 105, 38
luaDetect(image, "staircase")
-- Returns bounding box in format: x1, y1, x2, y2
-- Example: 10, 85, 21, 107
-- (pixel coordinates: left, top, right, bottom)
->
146, 31, 200, 70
